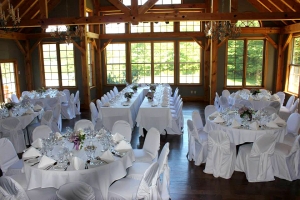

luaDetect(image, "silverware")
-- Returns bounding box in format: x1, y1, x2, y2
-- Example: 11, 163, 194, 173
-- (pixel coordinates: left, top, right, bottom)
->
31, 161, 40, 166
24, 156, 39, 162
45, 162, 57, 170
64, 162, 70, 171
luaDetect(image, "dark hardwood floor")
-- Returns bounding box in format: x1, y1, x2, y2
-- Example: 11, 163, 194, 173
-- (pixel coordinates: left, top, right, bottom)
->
63, 101, 300, 200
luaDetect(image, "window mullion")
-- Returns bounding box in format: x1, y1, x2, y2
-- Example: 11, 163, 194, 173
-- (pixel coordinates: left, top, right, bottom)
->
57, 43, 62, 88
151, 42, 154, 84
243, 39, 248, 88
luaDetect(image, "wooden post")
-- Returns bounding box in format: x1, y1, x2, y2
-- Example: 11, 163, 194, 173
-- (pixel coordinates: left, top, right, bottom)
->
25, 40, 33, 91
275, 34, 284, 92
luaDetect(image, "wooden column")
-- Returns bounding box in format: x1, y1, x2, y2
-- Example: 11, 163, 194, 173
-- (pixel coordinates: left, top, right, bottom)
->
275, 34, 284, 92
25, 40, 33, 91
204, 39, 210, 102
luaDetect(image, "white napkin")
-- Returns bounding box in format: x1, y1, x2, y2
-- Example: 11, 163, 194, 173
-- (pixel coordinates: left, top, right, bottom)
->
103, 102, 110, 107
249, 121, 259, 130
114, 140, 132, 153
70, 157, 85, 170
231, 119, 241, 128
26, 108, 34, 114
161, 101, 168, 107
23, 147, 41, 159
33, 104, 43, 111
261, 96, 268, 101
100, 150, 115, 163
274, 116, 286, 125
112, 132, 124, 143
55, 132, 62, 139
266, 121, 279, 128
270, 113, 278, 120
213, 115, 224, 123
31, 138, 43, 149
38, 155, 56, 169
270, 94, 279, 101
234, 94, 241, 99
209, 111, 219, 118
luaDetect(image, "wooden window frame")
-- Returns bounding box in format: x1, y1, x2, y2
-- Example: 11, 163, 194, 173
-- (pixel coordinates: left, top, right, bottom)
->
87, 42, 96, 87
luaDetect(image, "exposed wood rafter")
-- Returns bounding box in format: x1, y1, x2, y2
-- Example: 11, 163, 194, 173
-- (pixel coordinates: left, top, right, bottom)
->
191, 37, 203, 48
138, 0, 159, 15
108, 0, 131, 15
100, 39, 113, 52
282, 33, 293, 51
14, 40, 26, 55
39, 0, 48, 19
264, 34, 278, 49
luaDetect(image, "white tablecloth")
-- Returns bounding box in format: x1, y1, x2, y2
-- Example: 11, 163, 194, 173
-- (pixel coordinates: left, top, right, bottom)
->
136, 98, 172, 136
27, 96, 68, 107
0, 111, 41, 131
100, 88, 148, 131
228, 96, 279, 110
204, 120, 286, 145
24, 139, 135, 200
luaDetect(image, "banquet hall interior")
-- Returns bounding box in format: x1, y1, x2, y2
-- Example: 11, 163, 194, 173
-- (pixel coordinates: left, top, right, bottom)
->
1, 0, 300, 199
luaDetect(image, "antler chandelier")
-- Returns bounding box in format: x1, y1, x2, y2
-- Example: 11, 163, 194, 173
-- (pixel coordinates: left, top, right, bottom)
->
50, 25, 85, 45
0, 0, 21, 31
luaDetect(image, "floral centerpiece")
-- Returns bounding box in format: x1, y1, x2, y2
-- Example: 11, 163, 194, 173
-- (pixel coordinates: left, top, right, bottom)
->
238, 106, 254, 121
69, 129, 86, 150
124, 92, 134, 101
146, 91, 154, 102
251, 89, 260, 96
131, 84, 138, 92
150, 84, 156, 92
36, 87, 46, 94
4, 102, 15, 110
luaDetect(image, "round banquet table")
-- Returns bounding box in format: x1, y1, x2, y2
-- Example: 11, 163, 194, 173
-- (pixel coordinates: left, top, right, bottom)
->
23, 139, 135, 200
228, 96, 280, 110
204, 119, 287, 145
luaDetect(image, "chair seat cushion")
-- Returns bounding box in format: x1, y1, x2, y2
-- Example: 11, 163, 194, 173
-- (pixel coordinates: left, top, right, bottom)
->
282, 133, 296, 147
108, 177, 140, 199
274, 142, 291, 156
132, 149, 154, 163
8, 173, 28, 190
127, 162, 151, 180
5, 159, 24, 176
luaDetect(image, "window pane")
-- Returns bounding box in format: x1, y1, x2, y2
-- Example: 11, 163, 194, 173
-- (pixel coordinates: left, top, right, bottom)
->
42, 44, 59, 87
292, 38, 300, 65
105, 23, 125, 34
0, 62, 17, 102
131, 43, 151, 83
153, 42, 174, 83
60, 43, 75, 87
227, 40, 244, 86
106, 43, 126, 84
246, 40, 264, 86
180, 21, 201, 32
153, 22, 174, 32
131, 22, 151, 33
288, 65, 300, 94
179, 42, 200, 83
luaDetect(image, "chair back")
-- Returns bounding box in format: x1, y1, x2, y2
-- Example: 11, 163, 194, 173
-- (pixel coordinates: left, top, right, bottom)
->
287, 113, 300, 135
192, 110, 203, 131
157, 143, 170, 175
101, 96, 107, 104
269, 101, 280, 113
290, 98, 299, 113
32, 125, 52, 141
242, 89, 250, 94
214, 92, 220, 111
22, 91, 30, 97
106, 92, 112, 100
204, 105, 217, 122
187, 119, 200, 144
10, 94, 19, 103
112, 120, 132, 141
96, 99, 102, 111
89, 102, 98, 125
113, 86, 118, 95
74, 119, 94, 131
56, 181, 95, 200
222, 90, 230, 99
219, 96, 229, 110
263, 106, 277, 115
0, 138, 19, 173
276, 92, 285, 106
104, 94, 109, 102
208, 130, 231, 154
143, 127, 160, 159
34, 101, 44, 108
74, 90, 80, 103
239, 99, 254, 109
41, 110, 53, 127
0, 176, 29, 200
63, 89, 71, 102
286, 95, 295, 109
110, 90, 115, 98
51, 103, 62, 132
46, 97, 59, 110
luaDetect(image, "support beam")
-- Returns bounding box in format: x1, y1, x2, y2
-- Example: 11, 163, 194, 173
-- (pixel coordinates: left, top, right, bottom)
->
130, 0, 138, 25
14, 40, 26, 55
86, 32, 99, 39
72, 39, 86, 54
282, 23, 300, 34
282, 33, 293, 52
191, 37, 203, 49
29, 39, 42, 54
100, 39, 113, 52
39, 0, 48, 19
108, 0, 131, 15
25, 40, 33, 91
138, 0, 159, 15
264, 34, 278, 49
275, 34, 284, 92
217, 37, 228, 48
0, 32, 26, 40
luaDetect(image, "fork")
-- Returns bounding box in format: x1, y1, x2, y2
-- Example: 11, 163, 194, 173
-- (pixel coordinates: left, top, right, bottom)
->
45, 162, 57, 170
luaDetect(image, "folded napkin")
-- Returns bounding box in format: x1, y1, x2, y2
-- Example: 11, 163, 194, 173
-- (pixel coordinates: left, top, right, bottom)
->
112, 132, 124, 143
55, 132, 63, 139
234, 94, 241, 99
103, 102, 110, 107
38, 155, 56, 169
249, 121, 259, 130
23, 147, 41, 159
70, 157, 85, 170
209, 111, 219, 118
270, 113, 278, 120
114, 140, 132, 153
273, 116, 286, 125
33, 104, 43, 111
261, 96, 268, 101
161, 102, 168, 107
31, 138, 43, 149
266, 121, 279, 128
100, 150, 115, 163
231, 119, 241, 128
26, 108, 34, 114
213, 115, 224, 123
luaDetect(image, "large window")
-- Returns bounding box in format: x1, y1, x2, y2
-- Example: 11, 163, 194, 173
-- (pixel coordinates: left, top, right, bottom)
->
226, 39, 264, 87
131, 22, 151, 33
179, 42, 201, 83
287, 37, 300, 94
105, 23, 125, 34
106, 43, 126, 84
131, 43, 151, 83
42, 43, 76, 87
0, 61, 18, 102
154, 42, 174, 83
180, 21, 201, 32
153, 22, 173, 32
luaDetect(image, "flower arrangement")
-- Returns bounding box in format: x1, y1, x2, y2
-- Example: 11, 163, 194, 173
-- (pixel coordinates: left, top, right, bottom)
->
131, 84, 138, 92
36, 87, 46, 94
4, 102, 15, 110
238, 106, 254, 121
69, 129, 86, 150
150, 84, 156, 92
124, 92, 134, 100
146, 91, 154, 102
251, 89, 260, 95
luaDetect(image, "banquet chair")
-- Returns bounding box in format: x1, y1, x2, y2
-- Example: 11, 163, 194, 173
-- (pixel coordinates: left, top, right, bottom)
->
10, 94, 19, 103
0, 176, 30, 200
271, 135, 300, 181
61, 93, 76, 119
113, 86, 118, 96
282, 113, 300, 146
51, 103, 62, 132
96, 99, 102, 112
259, 89, 268, 95
204, 105, 217, 123
104, 94, 110, 102
32, 125, 52, 142
214, 92, 221, 111
279, 98, 299, 121
263, 106, 278, 115
219, 96, 230, 111
235, 133, 276, 182
170, 88, 179, 105
127, 143, 170, 200
242, 89, 250, 94
21, 91, 30, 97
204, 130, 236, 179
170, 95, 181, 111
165, 101, 183, 135
45, 97, 59, 111
1, 117, 26, 153
222, 89, 230, 99
276, 91, 285, 106
90, 102, 103, 131
133, 127, 160, 163
192, 110, 204, 132
74, 119, 94, 131
238, 99, 254, 109
56, 181, 100, 200
40, 110, 53, 128
101, 96, 107, 105
108, 162, 161, 200
112, 120, 132, 142
34, 100, 44, 109
63, 89, 71, 102
0, 138, 23, 176
74, 90, 81, 115
187, 120, 208, 166
269, 101, 281, 114
106, 92, 112, 100
110, 90, 115, 99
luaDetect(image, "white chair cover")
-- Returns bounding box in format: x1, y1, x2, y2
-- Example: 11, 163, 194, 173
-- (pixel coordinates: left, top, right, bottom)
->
187, 120, 208, 166
51, 103, 62, 132
34, 101, 44, 109
113, 86, 118, 95
165, 101, 183, 135
45, 97, 59, 111
40, 110, 53, 128
290, 98, 299, 113
276, 91, 285, 106
269, 101, 281, 114
90, 102, 98, 126
74, 119, 94, 131
101, 97, 107, 105
219, 96, 229, 111
32, 125, 52, 141
271, 135, 300, 181
214, 92, 220, 111
96, 99, 102, 112
110, 90, 115, 98
10, 94, 19, 103
204, 105, 217, 123
192, 110, 204, 132
238, 99, 254, 109
106, 92, 112, 100
21, 91, 30, 97
235, 133, 276, 182
104, 94, 109, 102
282, 113, 300, 146
204, 130, 236, 179
0, 138, 21, 174
0, 176, 29, 200
74, 90, 81, 115
61, 94, 75, 119
133, 127, 160, 163
222, 90, 230, 99
112, 120, 132, 142
263, 106, 278, 115
56, 181, 95, 200
285, 95, 295, 110
1, 117, 26, 153
242, 89, 250, 94
62, 89, 71, 102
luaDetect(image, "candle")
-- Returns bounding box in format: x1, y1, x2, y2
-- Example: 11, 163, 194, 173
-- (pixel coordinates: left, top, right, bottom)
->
17, 8, 19, 18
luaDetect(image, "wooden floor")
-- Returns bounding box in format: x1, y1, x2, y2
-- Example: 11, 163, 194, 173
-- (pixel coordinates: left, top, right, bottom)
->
63, 101, 300, 200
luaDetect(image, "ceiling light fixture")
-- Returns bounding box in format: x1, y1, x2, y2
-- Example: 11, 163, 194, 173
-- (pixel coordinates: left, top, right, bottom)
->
0, 0, 21, 31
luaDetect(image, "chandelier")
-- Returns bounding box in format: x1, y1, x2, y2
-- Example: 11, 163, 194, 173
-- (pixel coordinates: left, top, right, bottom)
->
0, 0, 21, 31
49, 25, 85, 44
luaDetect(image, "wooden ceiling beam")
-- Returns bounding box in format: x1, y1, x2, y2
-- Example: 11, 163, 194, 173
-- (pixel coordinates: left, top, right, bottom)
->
282, 33, 293, 51
108, 0, 131, 15
282, 22, 300, 33
267, 0, 297, 23
0, 31, 27, 40
39, 0, 48, 19
264, 33, 278, 49
20, 0, 38, 19
138, 0, 159, 15
257, 0, 289, 25
12, 12, 300, 28
191, 37, 203, 48
100, 39, 112, 52
281, 0, 300, 12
